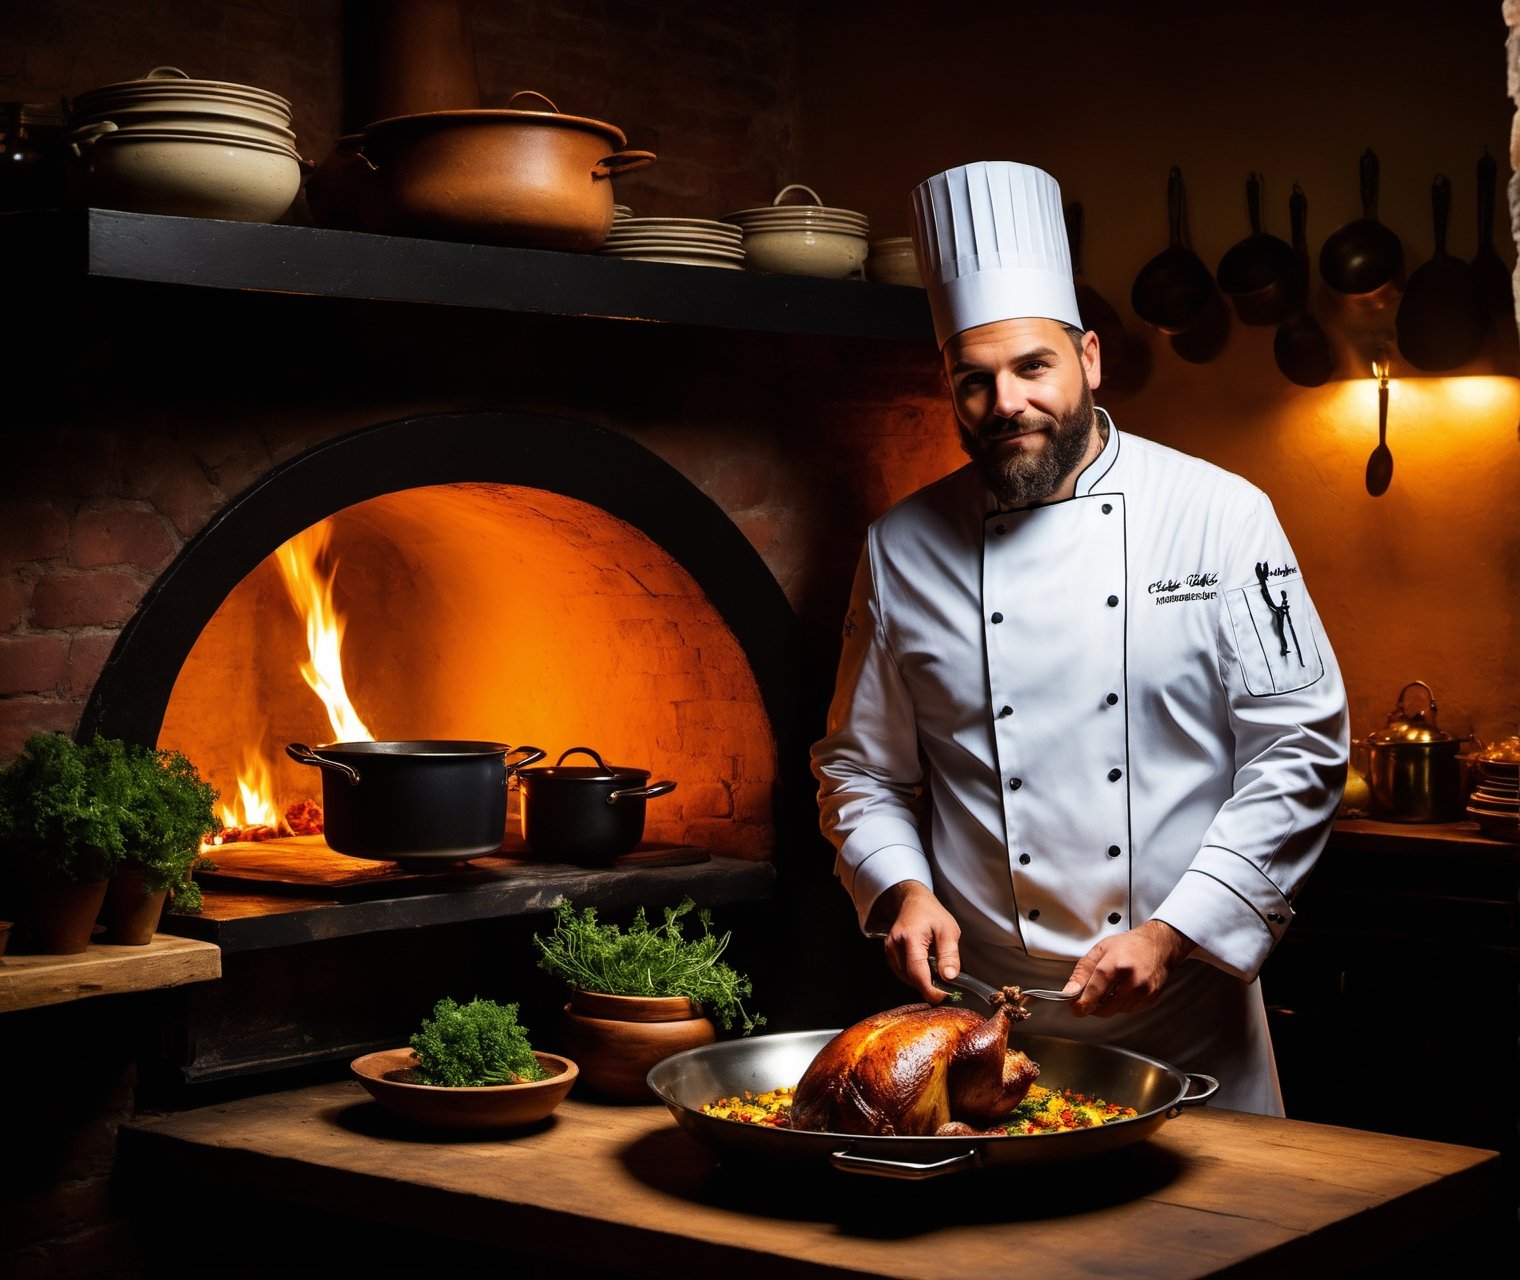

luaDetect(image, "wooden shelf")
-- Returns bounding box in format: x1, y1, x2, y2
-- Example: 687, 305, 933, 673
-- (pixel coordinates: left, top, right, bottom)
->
5, 207, 935, 342
0, 934, 222, 1013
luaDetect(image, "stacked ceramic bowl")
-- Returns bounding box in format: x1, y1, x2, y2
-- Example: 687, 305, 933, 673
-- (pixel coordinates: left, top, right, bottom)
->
65, 66, 302, 222
721, 184, 869, 279
597, 207, 744, 269
1465, 745, 1520, 841
866, 236, 923, 286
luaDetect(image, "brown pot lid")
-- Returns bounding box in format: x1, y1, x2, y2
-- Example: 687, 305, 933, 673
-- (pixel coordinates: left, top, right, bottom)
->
362, 106, 626, 150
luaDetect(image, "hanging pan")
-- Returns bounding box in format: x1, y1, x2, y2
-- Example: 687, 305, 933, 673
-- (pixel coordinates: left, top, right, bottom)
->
1319, 147, 1404, 300
1273, 183, 1336, 386
1217, 172, 1297, 325
1395, 173, 1489, 371
1131, 166, 1215, 334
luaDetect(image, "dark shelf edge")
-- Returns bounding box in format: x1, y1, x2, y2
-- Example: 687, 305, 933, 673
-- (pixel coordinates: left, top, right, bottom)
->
158, 855, 777, 952
2, 208, 935, 341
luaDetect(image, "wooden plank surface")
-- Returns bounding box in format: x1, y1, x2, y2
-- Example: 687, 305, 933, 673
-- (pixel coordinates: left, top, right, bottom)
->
119, 1082, 1502, 1279
0, 934, 221, 1012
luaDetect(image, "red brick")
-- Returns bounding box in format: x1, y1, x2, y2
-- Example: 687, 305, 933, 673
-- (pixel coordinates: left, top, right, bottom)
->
70, 504, 177, 571
0, 699, 79, 758
30, 570, 147, 630
0, 575, 33, 632
0, 633, 70, 695
0, 502, 70, 563
67, 632, 119, 697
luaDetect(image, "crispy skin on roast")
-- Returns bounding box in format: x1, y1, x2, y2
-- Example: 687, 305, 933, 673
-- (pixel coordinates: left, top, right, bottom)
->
790, 988, 1038, 1136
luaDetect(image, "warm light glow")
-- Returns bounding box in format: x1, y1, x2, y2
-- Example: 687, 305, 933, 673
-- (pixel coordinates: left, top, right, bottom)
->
274, 521, 374, 743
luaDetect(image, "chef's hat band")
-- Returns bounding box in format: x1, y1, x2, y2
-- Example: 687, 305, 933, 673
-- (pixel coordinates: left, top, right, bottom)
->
910, 161, 1083, 348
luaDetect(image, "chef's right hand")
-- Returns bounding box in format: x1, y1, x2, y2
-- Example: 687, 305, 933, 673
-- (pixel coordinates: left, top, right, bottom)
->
866, 881, 961, 1004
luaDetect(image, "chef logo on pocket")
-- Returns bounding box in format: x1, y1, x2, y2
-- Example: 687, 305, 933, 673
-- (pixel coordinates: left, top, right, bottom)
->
1224, 563, 1326, 696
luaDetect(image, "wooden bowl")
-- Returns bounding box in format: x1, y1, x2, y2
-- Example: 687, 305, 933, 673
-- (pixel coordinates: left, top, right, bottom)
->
350, 1048, 577, 1129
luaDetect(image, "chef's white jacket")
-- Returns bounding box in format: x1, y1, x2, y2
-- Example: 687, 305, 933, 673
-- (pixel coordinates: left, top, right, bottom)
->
812, 415, 1349, 1112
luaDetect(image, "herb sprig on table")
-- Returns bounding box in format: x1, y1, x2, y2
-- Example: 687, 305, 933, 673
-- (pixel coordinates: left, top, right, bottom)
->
408, 996, 548, 1087
533, 897, 764, 1035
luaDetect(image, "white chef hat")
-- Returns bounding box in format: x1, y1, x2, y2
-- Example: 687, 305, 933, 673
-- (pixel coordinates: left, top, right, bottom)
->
910, 160, 1083, 348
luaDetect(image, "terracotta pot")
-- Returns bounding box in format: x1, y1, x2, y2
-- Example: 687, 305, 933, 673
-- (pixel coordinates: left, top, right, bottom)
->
28, 878, 109, 954
559, 990, 716, 1101
102, 866, 168, 945
353, 91, 656, 249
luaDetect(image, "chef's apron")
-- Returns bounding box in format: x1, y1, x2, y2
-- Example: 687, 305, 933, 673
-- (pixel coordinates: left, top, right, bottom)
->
954, 935, 1284, 1116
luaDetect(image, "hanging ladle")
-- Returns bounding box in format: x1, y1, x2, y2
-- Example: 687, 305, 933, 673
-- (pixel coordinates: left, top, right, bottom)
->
1366, 357, 1393, 496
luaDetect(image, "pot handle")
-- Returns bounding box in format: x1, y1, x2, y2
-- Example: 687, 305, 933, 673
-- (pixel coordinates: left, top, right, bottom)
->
507, 89, 560, 113
827, 1147, 982, 1180
67, 120, 118, 154
285, 742, 361, 786
1395, 680, 1437, 721
593, 149, 657, 179
773, 183, 823, 207
504, 745, 546, 773
607, 779, 677, 805
1167, 1073, 1221, 1117
557, 746, 608, 769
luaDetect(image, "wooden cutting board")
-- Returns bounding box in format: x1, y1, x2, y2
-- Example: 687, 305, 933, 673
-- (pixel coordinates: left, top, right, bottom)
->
196, 832, 709, 895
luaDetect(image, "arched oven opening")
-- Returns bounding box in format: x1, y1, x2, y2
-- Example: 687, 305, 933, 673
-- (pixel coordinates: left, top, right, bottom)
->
81, 411, 811, 867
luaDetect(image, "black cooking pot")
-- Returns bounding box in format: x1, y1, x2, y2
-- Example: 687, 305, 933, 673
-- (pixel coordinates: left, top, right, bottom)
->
286, 739, 545, 864
516, 746, 677, 864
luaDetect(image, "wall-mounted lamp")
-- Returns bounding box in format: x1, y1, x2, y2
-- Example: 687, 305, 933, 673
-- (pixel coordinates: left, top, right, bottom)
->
1365, 347, 1392, 496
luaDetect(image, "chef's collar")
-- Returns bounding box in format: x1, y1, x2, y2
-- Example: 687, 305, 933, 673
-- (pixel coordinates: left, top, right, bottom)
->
986, 407, 1119, 514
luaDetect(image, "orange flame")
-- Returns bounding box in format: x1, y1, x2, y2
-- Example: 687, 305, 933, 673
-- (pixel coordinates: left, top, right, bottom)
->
274, 521, 373, 743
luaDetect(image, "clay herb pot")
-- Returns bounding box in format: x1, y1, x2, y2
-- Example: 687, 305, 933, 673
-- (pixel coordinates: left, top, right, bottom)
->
27, 878, 109, 955
102, 866, 168, 945
559, 989, 716, 1102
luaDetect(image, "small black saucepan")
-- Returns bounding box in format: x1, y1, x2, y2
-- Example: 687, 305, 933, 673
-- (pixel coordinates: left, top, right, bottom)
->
286, 739, 545, 865
516, 746, 677, 864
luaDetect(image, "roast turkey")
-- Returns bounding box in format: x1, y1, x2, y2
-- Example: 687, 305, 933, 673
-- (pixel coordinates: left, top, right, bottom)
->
790, 988, 1039, 1136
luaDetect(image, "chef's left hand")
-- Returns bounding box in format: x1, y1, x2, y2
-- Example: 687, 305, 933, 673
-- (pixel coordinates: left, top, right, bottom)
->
1062, 919, 1196, 1017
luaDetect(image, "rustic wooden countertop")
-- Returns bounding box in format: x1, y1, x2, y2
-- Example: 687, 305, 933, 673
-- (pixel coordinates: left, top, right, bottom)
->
119, 1081, 1503, 1279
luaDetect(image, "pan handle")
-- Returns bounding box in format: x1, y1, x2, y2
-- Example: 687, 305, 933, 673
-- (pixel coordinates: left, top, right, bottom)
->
827, 1147, 983, 1180
504, 745, 546, 772
1167, 1073, 1221, 1116
285, 742, 362, 786
607, 779, 677, 804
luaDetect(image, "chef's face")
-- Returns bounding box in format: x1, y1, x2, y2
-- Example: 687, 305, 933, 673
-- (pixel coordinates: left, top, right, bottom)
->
944, 318, 1103, 508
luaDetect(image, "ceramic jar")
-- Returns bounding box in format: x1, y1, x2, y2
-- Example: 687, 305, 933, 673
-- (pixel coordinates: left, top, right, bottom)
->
558, 990, 715, 1101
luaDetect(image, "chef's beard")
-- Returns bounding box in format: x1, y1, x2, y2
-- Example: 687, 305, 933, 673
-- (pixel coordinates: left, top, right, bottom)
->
959, 381, 1098, 508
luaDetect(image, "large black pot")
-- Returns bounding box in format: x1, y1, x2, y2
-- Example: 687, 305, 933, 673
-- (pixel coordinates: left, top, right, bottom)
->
286, 739, 545, 864
516, 746, 676, 864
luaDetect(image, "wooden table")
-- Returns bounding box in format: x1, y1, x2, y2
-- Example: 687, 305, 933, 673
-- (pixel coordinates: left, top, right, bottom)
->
119, 1082, 1505, 1279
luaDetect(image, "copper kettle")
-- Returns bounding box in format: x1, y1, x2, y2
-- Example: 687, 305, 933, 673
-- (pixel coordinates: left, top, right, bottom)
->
1360, 681, 1464, 823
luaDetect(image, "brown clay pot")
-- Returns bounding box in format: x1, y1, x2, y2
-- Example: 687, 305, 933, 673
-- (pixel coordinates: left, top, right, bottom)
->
559, 990, 716, 1102
102, 866, 168, 945
28, 878, 109, 954
353, 91, 655, 249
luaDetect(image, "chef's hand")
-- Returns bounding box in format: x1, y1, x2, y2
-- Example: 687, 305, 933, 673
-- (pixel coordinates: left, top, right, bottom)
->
1062, 919, 1196, 1018
866, 880, 960, 1005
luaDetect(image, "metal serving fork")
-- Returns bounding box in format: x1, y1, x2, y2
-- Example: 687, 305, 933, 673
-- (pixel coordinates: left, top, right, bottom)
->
866, 932, 1077, 1004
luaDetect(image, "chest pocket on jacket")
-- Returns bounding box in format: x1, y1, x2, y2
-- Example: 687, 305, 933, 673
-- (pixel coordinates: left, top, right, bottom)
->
1225, 576, 1326, 695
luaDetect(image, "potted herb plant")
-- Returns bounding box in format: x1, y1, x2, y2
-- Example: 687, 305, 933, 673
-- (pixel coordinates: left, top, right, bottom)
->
349, 996, 578, 1129
104, 739, 220, 943
0, 732, 128, 953
533, 896, 763, 1100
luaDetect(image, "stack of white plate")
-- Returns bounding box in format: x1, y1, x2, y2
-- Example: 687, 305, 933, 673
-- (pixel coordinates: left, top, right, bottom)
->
597, 214, 745, 269
721, 184, 869, 279
65, 66, 301, 222
1466, 757, 1520, 841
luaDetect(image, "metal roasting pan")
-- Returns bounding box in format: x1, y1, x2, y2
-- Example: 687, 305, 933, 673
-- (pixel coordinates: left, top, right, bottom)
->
646, 1029, 1218, 1181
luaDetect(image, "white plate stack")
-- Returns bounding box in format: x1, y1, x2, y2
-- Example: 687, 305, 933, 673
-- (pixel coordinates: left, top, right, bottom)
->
1466, 756, 1520, 841
597, 213, 745, 269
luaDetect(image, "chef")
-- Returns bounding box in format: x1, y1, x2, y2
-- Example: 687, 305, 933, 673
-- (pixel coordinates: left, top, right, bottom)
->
811, 160, 1350, 1115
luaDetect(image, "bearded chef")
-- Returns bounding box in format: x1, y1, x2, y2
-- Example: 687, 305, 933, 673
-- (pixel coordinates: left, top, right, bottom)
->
811, 160, 1350, 1115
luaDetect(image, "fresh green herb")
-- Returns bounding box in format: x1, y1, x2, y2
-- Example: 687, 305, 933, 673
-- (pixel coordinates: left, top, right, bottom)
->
0, 733, 220, 908
408, 996, 548, 1087
533, 897, 764, 1035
